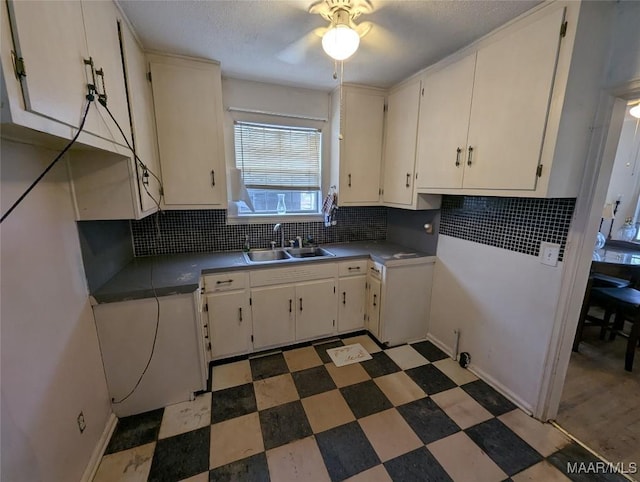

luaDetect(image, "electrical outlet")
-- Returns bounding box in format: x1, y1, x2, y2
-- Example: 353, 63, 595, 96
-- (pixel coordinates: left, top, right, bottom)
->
540, 242, 560, 267
77, 411, 86, 434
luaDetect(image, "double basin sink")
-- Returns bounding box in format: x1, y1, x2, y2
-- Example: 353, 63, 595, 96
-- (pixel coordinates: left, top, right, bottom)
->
243, 247, 335, 264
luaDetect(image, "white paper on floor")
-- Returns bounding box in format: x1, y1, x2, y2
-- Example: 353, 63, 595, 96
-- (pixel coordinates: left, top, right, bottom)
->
326, 343, 372, 367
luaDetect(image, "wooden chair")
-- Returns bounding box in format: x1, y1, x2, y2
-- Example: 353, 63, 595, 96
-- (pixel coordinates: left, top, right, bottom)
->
573, 273, 631, 351
590, 286, 640, 371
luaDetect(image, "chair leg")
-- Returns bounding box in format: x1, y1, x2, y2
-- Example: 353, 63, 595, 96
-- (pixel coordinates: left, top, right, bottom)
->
600, 308, 614, 340
574, 281, 594, 352
608, 311, 625, 341
625, 318, 640, 372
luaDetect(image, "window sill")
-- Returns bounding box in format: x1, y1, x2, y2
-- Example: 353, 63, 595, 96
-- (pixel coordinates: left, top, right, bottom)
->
226, 213, 324, 225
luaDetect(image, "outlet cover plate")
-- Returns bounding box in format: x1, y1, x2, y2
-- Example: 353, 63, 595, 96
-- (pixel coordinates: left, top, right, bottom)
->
540, 242, 560, 267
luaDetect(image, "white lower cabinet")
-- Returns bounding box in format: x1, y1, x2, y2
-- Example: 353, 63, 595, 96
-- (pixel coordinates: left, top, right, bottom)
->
338, 260, 368, 333
92, 291, 207, 417
296, 279, 337, 340
202, 272, 252, 360
372, 259, 435, 346
206, 291, 252, 359
251, 284, 296, 350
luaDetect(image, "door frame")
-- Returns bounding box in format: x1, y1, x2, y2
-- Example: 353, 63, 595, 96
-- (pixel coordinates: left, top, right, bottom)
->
536, 80, 640, 421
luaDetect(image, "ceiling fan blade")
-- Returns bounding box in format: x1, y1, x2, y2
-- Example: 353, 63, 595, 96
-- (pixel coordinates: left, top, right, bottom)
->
355, 21, 372, 38
277, 30, 321, 64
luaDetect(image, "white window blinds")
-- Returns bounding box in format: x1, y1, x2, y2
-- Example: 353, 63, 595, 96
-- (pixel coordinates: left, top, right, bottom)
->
234, 121, 321, 190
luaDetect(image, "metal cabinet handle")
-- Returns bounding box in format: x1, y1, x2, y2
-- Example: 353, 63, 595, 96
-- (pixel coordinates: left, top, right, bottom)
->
406, 173, 411, 187
289, 299, 292, 313
467, 146, 473, 166
370, 266, 380, 274
455, 147, 462, 167
211, 170, 216, 186
373, 294, 377, 307
348, 266, 361, 271
239, 307, 243, 322
342, 292, 346, 305
348, 173, 352, 187
299, 298, 303, 312
216, 279, 233, 285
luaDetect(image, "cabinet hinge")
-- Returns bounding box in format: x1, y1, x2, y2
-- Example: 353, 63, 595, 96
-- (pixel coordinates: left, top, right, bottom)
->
12, 52, 26, 79
560, 21, 568, 38
147, 71, 152, 82
536, 164, 543, 178
204, 303, 208, 312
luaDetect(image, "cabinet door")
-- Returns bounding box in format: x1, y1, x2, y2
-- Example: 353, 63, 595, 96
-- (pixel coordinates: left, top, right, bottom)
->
367, 277, 381, 339
207, 292, 252, 359
338, 276, 366, 333
7, 1, 89, 129
251, 285, 295, 349
150, 56, 226, 206
341, 90, 385, 204
464, 7, 565, 190
382, 79, 421, 205
119, 19, 161, 215
80, 0, 131, 144
416, 54, 475, 189
296, 279, 337, 340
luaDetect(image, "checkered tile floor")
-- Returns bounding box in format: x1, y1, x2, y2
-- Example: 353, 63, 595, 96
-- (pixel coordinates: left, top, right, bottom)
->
93, 334, 628, 482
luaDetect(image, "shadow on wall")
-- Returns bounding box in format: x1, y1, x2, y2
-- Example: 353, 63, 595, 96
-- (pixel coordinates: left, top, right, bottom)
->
386, 208, 440, 253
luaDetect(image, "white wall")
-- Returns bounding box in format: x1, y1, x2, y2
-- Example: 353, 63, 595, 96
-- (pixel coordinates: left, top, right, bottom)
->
604, 114, 640, 237
429, 236, 563, 411
1, 140, 111, 481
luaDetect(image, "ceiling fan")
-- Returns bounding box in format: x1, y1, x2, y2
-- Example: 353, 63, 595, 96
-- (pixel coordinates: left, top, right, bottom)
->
278, 0, 375, 64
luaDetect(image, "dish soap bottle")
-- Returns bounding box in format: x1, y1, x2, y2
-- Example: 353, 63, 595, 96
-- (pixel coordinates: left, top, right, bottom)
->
243, 235, 251, 252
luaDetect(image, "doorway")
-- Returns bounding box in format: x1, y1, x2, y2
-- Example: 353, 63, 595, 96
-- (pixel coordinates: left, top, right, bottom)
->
554, 100, 640, 467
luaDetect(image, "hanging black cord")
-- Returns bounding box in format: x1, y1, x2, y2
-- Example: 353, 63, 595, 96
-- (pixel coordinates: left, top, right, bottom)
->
1, 99, 93, 224
99, 98, 165, 404
97, 98, 163, 191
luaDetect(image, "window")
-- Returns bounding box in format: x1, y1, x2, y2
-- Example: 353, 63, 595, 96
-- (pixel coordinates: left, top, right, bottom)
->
233, 121, 322, 217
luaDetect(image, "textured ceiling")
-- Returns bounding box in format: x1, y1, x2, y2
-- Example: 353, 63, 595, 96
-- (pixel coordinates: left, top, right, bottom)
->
118, 0, 541, 91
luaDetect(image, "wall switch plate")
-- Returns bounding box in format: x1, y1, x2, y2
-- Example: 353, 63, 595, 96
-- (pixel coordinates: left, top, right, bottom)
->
540, 242, 560, 267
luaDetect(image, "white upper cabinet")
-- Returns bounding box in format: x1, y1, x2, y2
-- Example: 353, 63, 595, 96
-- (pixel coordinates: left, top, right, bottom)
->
382, 79, 422, 206
417, 9, 564, 192
119, 19, 161, 215
4, 0, 130, 147
149, 54, 227, 208
330, 86, 385, 205
464, 7, 565, 190
416, 54, 476, 190
413, 1, 613, 198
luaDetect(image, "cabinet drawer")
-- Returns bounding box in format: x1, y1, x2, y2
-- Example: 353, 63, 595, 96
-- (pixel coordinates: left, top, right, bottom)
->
338, 260, 368, 277
250, 263, 337, 287
368, 261, 384, 280
203, 272, 247, 292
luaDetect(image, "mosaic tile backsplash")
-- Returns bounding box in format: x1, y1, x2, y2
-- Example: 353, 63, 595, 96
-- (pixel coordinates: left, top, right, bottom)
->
131, 207, 387, 256
439, 196, 575, 260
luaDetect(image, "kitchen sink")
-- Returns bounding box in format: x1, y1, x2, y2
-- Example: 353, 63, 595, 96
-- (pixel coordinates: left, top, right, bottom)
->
244, 249, 291, 263
287, 247, 335, 258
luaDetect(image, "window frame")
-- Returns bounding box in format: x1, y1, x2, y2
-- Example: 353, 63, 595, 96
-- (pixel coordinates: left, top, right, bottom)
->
226, 111, 327, 224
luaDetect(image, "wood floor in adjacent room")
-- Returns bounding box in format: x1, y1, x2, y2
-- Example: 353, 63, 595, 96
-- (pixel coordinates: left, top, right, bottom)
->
557, 326, 640, 468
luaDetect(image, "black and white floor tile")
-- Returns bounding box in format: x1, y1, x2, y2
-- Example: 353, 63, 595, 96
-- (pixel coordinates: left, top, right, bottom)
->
93, 335, 628, 482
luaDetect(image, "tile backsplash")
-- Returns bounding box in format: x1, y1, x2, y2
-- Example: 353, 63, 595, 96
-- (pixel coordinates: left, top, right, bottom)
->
439, 196, 575, 260
131, 207, 387, 257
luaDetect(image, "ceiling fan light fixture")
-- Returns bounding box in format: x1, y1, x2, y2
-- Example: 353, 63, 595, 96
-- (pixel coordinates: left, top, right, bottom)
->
322, 24, 360, 61
630, 104, 640, 119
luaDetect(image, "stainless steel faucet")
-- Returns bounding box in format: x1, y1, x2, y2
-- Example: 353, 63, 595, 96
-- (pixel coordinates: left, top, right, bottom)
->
274, 223, 285, 248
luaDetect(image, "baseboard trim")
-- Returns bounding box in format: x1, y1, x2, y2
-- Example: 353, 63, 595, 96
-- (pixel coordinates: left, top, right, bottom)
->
426, 333, 533, 415
80, 412, 117, 482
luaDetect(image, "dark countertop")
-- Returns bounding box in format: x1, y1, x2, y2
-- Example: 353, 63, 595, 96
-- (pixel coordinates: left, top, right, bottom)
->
91, 241, 435, 304
593, 243, 640, 266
